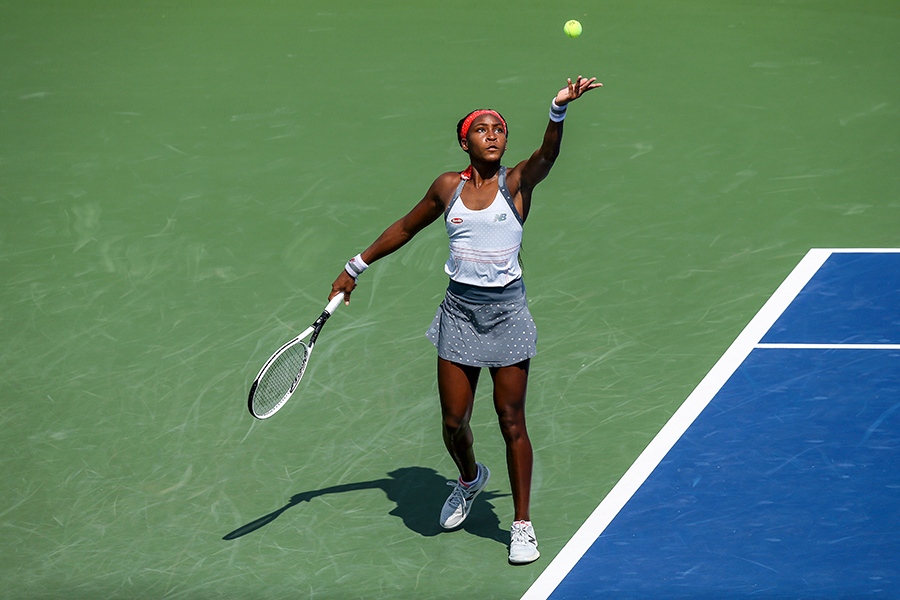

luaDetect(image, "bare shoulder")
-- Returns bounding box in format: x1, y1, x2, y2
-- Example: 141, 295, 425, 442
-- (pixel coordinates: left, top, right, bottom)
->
434, 170, 463, 191
428, 171, 465, 205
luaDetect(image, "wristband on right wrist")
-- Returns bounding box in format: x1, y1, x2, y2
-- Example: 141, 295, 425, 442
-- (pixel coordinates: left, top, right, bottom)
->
344, 253, 369, 280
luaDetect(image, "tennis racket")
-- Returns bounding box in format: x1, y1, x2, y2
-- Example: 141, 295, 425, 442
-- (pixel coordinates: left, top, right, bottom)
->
248, 292, 344, 419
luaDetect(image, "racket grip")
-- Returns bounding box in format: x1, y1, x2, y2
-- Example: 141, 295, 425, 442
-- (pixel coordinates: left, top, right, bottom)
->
325, 292, 344, 315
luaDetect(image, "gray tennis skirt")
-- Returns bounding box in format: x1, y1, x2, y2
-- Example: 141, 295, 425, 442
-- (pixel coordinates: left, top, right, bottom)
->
426, 279, 537, 368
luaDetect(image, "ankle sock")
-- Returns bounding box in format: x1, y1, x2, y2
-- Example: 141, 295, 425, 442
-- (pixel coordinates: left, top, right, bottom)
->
460, 464, 481, 487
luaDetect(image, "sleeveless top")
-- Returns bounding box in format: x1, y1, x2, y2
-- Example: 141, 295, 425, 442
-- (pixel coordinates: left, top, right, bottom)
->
443, 166, 524, 288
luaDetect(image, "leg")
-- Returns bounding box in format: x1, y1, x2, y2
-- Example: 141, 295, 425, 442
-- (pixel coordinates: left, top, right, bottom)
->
490, 359, 533, 522
437, 357, 481, 482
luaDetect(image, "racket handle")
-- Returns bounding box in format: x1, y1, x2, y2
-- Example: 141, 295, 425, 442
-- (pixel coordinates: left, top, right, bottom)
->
325, 292, 344, 315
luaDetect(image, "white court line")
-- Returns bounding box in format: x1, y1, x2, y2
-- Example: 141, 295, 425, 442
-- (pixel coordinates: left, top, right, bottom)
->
826, 248, 900, 253
520, 248, 900, 600
757, 343, 900, 350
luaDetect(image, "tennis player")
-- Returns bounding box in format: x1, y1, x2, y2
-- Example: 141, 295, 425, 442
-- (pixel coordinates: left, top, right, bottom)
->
330, 76, 602, 564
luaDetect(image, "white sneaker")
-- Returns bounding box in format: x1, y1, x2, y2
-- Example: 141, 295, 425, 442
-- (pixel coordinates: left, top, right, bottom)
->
440, 462, 490, 529
509, 520, 540, 564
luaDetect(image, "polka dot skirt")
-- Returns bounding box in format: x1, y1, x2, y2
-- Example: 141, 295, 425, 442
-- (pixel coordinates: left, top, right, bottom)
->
426, 289, 537, 367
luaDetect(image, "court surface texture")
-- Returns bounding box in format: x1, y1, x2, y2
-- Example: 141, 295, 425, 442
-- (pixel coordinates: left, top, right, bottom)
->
524, 249, 899, 599
2, 1, 898, 599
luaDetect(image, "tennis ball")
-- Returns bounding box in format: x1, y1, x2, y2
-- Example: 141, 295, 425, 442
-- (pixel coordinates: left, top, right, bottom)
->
564, 19, 582, 38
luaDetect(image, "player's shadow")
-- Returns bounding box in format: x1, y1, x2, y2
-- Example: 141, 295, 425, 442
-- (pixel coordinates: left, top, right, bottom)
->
222, 466, 509, 544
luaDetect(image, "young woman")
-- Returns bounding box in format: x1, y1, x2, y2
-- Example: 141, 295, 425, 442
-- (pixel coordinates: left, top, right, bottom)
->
330, 76, 602, 564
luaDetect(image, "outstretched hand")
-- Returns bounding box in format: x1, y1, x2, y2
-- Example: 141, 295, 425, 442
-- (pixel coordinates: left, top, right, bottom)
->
555, 76, 602, 106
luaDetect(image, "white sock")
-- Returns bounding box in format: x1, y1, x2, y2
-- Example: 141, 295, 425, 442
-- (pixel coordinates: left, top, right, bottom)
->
461, 464, 481, 487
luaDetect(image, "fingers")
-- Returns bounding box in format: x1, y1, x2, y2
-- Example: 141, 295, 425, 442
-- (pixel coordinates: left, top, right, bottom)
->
556, 75, 603, 104
564, 76, 603, 101
330, 272, 357, 305
582, 77, 602, 91
330, 288, 353, 305
574, 76, 595, 93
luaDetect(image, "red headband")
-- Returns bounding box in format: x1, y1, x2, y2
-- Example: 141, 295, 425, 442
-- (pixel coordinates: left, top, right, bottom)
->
459, 110, 507, 142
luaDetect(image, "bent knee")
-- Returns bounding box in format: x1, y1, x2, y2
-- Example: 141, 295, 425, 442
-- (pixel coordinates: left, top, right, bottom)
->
497, 411, 528, 441
442, 413, 471, 433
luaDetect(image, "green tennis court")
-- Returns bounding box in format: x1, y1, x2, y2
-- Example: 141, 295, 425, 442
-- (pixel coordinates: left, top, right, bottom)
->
2, 1, 897, 598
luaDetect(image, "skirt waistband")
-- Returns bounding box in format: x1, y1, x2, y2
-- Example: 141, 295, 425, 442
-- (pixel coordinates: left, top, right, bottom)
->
447, 278, 525, 303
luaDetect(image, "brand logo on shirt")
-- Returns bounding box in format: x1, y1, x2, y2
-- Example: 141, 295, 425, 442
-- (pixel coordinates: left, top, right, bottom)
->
494, 213, 507, 222
450, 217, 463, 224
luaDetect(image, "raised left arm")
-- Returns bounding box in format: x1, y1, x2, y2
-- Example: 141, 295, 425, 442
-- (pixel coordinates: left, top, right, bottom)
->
509, 77, 602, 214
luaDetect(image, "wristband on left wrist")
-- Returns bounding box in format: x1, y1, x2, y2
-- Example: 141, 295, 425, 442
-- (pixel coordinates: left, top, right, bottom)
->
549, 99, 567, 122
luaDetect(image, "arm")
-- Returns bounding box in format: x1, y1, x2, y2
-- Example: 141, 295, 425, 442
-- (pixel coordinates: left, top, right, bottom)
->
329, 173, 455, 304
508, 77, 602, 215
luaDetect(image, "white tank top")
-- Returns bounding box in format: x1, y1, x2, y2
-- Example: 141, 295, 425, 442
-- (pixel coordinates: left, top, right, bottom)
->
443, 167, 524, 287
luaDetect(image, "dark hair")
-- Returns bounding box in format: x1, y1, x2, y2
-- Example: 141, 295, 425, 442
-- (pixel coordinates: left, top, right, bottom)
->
457, 109, 508, 148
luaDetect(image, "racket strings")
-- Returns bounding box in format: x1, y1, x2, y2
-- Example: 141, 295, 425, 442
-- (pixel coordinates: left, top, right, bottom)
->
252, 342, 309, 417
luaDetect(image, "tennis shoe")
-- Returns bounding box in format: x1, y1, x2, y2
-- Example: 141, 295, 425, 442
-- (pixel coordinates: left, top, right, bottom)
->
440, 462, 490, 529
509, 520, 540, 564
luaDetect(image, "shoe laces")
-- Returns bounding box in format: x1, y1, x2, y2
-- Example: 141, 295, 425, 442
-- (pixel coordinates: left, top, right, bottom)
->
446, 479, 475, 510
511, 522, 535, 546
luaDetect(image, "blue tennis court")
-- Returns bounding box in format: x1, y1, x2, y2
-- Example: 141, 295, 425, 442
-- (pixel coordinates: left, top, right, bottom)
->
524, 249, 900, 599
